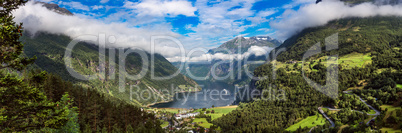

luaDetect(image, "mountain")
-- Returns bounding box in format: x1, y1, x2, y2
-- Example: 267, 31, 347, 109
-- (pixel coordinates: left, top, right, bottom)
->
213, 16, 402, 132
34, 1, 73, 16
174, 35, 280, 86
21, 32, 200, 106
340, 0, 402, 5
209, 36, 281, 54
20, 3, 199, 107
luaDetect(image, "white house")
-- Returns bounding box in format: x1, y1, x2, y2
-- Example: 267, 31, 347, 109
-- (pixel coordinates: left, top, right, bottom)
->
175, 112, 199, 119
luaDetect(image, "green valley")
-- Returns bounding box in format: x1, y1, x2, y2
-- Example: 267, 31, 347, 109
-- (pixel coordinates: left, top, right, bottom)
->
213, 16, 402, 132
21, 32, 200, 106
3, 0, 402, 132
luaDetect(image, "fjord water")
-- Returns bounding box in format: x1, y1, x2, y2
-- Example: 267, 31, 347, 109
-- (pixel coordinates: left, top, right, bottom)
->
151, 82, 236, 109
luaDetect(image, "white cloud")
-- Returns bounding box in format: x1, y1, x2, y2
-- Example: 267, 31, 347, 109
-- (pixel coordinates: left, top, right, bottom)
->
271, 0, 402, 40
92, 5, 104, 10
123, 0, 197, 17
100, 0, 109, 4
100, 0, 197, 27
13, 1, 277, 62
182, 0, 259, 49
167, 46, 274, 62
14, 1, 185, 58
282, 0, 314, 9
181, 0, 278, 50
247, 9, 277, 25
257, 28, 270, 32
59, 1, 90, 11
37, 0, 57, 3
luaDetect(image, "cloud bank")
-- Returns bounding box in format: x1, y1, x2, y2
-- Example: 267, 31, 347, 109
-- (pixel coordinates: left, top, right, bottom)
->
271, 0, 402, 40
167, 46, 274, 62
123, 0, 197, 17
13, 1, 276, 63
14, 1, 186, 58
184, 0, 277, 48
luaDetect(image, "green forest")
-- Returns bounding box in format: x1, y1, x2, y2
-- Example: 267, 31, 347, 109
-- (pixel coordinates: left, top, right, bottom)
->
1, 1, 162, 132
213, 16, 402, 132
2, 0, 402, 133
20, 31, 200, 106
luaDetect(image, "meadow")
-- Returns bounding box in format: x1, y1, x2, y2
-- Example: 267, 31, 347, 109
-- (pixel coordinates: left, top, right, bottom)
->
285, 114, 327, 132
195, 105, 238, 120
193, 118, 213, 128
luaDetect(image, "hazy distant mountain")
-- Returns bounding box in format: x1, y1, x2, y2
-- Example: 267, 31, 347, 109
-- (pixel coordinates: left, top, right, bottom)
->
209, 36, 281, 54
35, 1, 73, 16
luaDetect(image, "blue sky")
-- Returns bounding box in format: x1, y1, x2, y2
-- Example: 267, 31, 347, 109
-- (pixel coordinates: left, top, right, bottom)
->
37, 0, 314, 47
17, 0, 402, 62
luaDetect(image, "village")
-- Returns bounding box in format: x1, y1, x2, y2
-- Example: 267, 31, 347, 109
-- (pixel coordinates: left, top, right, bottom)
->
144, 105, 238, 133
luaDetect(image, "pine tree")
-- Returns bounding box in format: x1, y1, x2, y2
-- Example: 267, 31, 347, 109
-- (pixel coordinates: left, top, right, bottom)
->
0, 0, 68, 131
0, 0, 36, 70
56, 93, 80, 133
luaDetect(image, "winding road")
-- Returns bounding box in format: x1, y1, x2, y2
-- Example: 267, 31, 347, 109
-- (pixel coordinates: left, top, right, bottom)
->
308, 91, 381, 133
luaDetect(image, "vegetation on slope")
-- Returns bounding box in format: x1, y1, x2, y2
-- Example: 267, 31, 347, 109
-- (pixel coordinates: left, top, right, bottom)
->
285, 114, 327, 132
21, 32, 199, 106
1, 1, 162, 132
213, 16, 402, 132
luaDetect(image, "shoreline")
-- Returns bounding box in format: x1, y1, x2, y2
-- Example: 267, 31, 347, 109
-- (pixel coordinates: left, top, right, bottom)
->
145, 89, 201, 107
150, 105, 239, 110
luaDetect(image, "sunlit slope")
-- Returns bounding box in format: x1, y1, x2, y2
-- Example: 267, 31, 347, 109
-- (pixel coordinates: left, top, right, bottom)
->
213, 16, 402, 132
21, 32, 200, 106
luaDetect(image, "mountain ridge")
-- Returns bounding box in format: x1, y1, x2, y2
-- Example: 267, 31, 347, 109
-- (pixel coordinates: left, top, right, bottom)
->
213, 16, 402, 132
209, 35, 281, 54
34, 1, 73, 16
174, 35, 280, 86
20, 2, 200, 106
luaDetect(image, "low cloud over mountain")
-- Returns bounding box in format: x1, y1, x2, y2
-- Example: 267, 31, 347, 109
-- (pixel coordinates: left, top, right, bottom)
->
271, 0, 402, 40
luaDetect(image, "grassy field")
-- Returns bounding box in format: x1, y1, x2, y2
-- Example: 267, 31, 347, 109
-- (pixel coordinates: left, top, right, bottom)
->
338, 125, 349, 133
319, 52, 371, 69
367, 110, 377, 115
272, 52, 372, 74
178, 85, 188, 90
364, 116, 375, 124
380, 105, 401, 112
150, 108, 189, 114
193, 118, 213, 128
380, 104, 401, 128
285, 115, 327, 132
195, 105, 238, 120
397, 84, 402, 88
380, 128, 401, 133
160, 120, 169, 128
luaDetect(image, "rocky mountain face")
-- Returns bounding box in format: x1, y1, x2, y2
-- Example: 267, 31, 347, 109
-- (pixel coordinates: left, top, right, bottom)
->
209, 36, 281, 54
35, 1, 73, 16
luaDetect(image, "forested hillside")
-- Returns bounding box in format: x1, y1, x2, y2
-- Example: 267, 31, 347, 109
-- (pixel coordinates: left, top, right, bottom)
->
2, 69, 163, 132
213, 16, 402, 132
21, 32, 199, 106
1, 1, 162, 132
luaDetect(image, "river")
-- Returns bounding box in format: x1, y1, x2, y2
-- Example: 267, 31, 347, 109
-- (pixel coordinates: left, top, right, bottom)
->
150, 82, 236, 109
